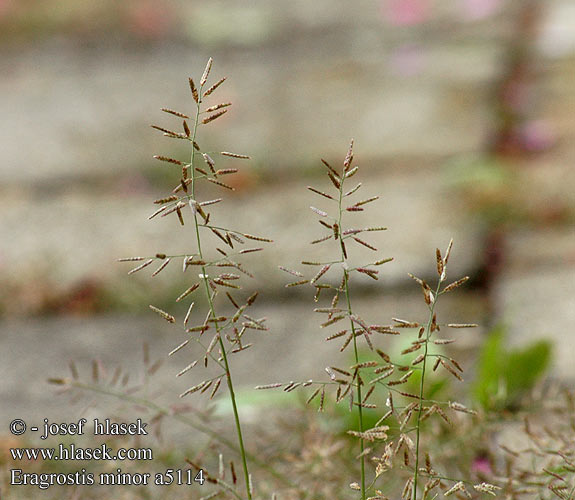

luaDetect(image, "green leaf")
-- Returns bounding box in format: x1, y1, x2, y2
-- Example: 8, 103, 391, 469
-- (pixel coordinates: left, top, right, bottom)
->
472, 324, 552, 411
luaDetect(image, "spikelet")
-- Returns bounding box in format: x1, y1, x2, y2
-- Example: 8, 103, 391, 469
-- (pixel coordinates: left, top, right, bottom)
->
152, 258, 171, 277
205, 102, 231, 113
203, 77, 226, 97
176, 283, 200, 302
343, 138, 354, 171
149, 305, 175, 323
200, 57, 213, 86
189, 78, 199, 103
203, 109, 227, 124
128, 259, 153, 274
443, 276, 469, 293
154, 155, 183, 165
344, 182, 362, 197
161, 108, 189, 119
308, 186, 335, 200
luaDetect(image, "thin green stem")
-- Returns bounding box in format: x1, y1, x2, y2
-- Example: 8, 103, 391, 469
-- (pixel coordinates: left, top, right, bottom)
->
412, 279, 443, 500
66, 381, 294, 488
337, 172, 366, 500
189, 84, 252, 500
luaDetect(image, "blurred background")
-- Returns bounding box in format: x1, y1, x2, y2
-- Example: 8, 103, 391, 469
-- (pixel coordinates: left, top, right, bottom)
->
0, 0, 574, 440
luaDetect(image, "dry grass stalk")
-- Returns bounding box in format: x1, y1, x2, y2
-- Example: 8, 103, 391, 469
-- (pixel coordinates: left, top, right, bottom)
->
118, 58, 273, 500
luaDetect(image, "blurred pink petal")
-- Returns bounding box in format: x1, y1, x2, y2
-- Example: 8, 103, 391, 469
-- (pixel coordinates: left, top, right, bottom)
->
125, 1, 174, 39
0, 0, 14, 18
462, 0, 503, 21
382, 0, 429, 26
519, 120, 555, 153
472, 455, 492, 476
389, 44, 425, 76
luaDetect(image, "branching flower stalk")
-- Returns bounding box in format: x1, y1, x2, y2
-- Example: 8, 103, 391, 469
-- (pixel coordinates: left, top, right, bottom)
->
404, 242, 483, 500
187, 59, 252, 500
262, 141, 394, 500
411, 251, 448, 500
120, 58, 272, 500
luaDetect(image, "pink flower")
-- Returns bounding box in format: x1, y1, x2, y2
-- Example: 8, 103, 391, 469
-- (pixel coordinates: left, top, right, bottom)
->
519, 120, 555, 153
389, 44, 426, 76
382, 0, 429, 26
0, 0, 15, 18
125, 1, 174, 39
462, 0, 503, 21
472, 455, 493, 476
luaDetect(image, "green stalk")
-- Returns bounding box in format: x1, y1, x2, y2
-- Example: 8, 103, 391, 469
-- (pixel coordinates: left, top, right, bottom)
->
189, 84, 252, 500
337, 173, 366, 500
411, 279, 443, 500
65, 381, 293, 487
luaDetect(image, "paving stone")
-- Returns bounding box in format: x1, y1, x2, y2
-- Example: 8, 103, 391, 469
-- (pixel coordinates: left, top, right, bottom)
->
494, 228, 575, 381
0, 167, 483, 313
0, 290, 484, 425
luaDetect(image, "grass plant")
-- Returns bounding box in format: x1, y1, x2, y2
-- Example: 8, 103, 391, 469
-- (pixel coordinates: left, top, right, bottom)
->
42, 59, 569, 500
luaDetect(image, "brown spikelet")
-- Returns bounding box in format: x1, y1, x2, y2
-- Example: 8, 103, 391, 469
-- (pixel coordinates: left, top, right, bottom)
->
340, 333, 354, 352
242, 233, 273, 243
189, 78, 199, 103
203, 77, 226, 97
356, 267, 379, 280
345, 166, 359, 178
449, 401, 477, 415
205, 103, 232, 113
176, 283, 200, 302
176, 206, 185, 225
151, 125, 183, 137
215, 168, 239, 175
149, 305, 175, 323
203, 109, 227, 124
311, 264, 331, 283
154, 155, 183, 166
311, 234, 332, 245
206, 177, 235, 190
343, 139, 354, 171
344, 182, 362, 197
148, 206, 166, 220
340, 239, 348, 259
161, 108, 189, 119
436, 248, 444, 277
374, 257, 393, 266
154, 195, 178, 204
128, 259, 154, 274
183, 120, 190, 137
308, 186, 335, 200
392, 318, 420, 328
352, 237, 378, 251
202, 153, 216, 173
321, 158, 340, 178
180, 381, 211, 397
210, 378, 222, 399
354, 196, 379, 207
443, 276, 469, 293
444, 238, 454, 265
200, 58, 213, 86
440, 359, 463, 381
325, 173, 339, 191
318, 386, 326, 411
152, 258, 171, 277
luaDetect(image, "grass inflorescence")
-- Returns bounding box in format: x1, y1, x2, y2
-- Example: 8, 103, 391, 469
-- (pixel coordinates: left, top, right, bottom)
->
44, 59, 572, 500
119, 58, 273, 500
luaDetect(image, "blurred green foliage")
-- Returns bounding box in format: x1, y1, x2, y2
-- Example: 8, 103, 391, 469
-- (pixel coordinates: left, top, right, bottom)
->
472, 324, 552, 412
